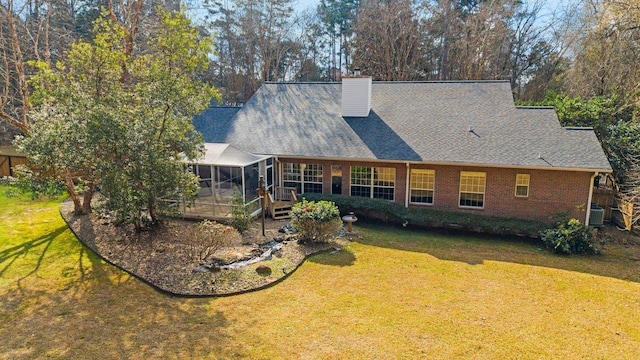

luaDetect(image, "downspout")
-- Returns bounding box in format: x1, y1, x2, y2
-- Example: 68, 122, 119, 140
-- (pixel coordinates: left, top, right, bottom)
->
211, 165, 216, 216
300, 163, 307, 194
241, 166, 246, 205
275, 158, 281, 187
405, 163, 410, 208
585, 172, 598, 226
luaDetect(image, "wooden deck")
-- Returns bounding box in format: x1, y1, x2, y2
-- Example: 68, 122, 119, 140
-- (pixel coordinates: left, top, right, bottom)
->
173, 186, 298, 221
176, 195, 234, 220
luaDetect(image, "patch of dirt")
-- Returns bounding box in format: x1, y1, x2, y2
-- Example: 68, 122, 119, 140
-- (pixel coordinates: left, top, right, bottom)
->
599, 225, 640, 261
600, 225, 640, 246
60, 200, 344, 296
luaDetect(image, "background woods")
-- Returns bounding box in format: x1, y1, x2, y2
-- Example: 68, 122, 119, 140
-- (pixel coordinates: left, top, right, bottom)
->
2, 0, 640, 224
5, 0, 637, 116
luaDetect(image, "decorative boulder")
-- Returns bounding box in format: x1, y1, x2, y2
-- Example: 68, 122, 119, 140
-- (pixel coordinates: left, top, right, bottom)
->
256, 265, 272, 276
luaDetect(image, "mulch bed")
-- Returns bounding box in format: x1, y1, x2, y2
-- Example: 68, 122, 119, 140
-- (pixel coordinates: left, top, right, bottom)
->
60, 200, 344, 296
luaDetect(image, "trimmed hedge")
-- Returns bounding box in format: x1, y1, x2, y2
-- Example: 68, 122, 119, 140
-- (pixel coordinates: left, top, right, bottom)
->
291, 199, 343, 243
300, 193, 547, 238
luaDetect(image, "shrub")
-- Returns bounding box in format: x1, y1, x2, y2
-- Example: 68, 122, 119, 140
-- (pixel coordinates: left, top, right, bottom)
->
540, 218, 603, 255
291, 199, 343, 243
2, 165, 64, 199
186, 219, 239, 264
300, 193, 547, 237
0, 176, 19, 186
228, 190, 252, 234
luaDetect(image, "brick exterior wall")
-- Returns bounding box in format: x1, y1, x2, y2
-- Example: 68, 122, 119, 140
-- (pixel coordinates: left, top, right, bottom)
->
277, 158, 594, 223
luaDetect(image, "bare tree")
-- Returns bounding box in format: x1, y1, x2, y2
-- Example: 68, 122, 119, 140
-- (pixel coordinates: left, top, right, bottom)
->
352, 0, 425, 80
206, 0, 301, 103
615, 155, 640, 229
1, 0, 35, 135
317, 0, 359, 80
566, 0, 640, 105
292, 12, 328, 81
429, 0, 524, 81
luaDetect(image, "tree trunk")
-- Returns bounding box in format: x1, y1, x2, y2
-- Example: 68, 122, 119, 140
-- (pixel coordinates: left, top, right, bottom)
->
80, 182, 95, 214
148, 197, 158, 224
64, 169, 94, 215
64, 169, 83, 214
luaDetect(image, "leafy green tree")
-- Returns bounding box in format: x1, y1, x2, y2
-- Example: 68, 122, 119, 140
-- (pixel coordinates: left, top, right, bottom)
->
97, 10, 218, 228
604, 121, 640, 181
229, 189, 252, 233
18, 16, 127, 214
19, 10, 219, 229
517, 90, 634, 181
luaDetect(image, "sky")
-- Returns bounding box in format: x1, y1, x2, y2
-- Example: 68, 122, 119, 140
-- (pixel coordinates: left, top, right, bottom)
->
292, 0, 574, 14
187, 0, 575, 26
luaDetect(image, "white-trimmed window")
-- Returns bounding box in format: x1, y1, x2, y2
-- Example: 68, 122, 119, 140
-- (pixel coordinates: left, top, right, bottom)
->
283, 163, 323, 194
350, 166, 395, 200
515, 174, 530, 197
283, 163, 301, 192
459, 171, 486, 208
410, 169, 435, 204
350, 167, 371, 198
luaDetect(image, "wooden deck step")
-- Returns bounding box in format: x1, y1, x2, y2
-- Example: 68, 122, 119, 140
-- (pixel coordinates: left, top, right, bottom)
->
267, 192, 295, 220
271, 202, 293, 219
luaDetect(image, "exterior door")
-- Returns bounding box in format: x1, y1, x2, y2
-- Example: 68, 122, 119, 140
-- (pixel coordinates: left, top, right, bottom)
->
332, 165, 342, 195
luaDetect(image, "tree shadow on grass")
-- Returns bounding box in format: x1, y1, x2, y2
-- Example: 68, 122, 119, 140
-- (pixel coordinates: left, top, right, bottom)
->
1, 230, 240, 359
354, 223, 640, 284
307, 246, 356, 267
0, 196, 242, 359
1, 274, 239, 359
0, 225, 68, 279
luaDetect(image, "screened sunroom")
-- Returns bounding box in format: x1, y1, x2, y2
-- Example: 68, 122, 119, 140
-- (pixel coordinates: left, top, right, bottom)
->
178, 143, 273, 220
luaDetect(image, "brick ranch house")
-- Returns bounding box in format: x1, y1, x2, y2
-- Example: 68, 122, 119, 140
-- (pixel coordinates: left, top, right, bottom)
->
192, 79, 612, 225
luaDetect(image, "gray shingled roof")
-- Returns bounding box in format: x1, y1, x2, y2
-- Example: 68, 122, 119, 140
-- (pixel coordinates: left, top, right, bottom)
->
193, 106, 240, 143
195, 81, 612, 172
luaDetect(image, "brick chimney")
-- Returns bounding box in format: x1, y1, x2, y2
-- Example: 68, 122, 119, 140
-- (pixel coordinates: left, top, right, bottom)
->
341, 69, 372, 117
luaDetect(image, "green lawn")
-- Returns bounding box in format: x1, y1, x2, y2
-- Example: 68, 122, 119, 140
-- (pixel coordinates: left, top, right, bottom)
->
1, 185, 640, 359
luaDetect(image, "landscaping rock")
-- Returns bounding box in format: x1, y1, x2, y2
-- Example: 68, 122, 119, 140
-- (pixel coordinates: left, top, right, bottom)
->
279, 224, 294, 234
256, 265, 272, 276
193, 265, 212, 273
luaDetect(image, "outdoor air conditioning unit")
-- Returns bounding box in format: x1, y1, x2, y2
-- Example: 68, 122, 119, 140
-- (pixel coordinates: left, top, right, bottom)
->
589, 204, 605, 227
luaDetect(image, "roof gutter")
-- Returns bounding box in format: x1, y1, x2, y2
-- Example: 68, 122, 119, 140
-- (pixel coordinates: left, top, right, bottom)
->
585, 172, 599, 226
274, 155, 612, 174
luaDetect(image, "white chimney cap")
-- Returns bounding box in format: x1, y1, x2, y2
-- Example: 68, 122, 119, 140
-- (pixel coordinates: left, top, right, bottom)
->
341, 76, 372, 117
